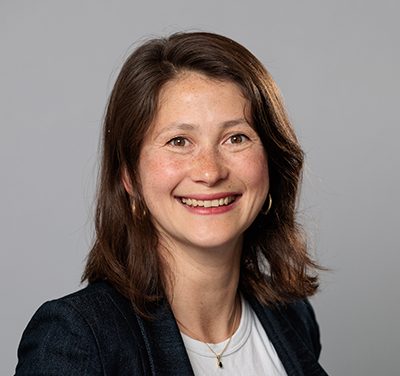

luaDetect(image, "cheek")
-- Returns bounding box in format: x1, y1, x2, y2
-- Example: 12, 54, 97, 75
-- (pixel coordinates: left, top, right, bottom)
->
235, 149, 269, 191
139, 151, 185, 196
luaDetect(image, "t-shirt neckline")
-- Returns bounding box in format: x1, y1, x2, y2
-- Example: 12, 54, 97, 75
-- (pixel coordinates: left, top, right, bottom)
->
180, 295, 252, 358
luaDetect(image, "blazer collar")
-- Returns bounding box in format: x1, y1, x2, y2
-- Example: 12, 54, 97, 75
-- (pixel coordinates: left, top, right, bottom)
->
246, 295, 328, 376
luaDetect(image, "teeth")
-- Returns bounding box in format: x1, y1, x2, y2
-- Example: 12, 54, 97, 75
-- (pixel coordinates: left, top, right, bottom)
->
181, 196, 235, 208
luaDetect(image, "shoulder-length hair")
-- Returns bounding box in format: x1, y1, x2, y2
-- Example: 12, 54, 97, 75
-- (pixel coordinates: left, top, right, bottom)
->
82, 32, 320, 317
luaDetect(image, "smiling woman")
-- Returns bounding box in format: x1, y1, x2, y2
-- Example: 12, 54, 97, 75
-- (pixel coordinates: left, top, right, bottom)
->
15, 32, 328, 375
134, 73, 269, 253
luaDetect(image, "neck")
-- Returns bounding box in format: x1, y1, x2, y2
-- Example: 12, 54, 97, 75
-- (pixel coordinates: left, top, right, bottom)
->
160, 239, 242, 343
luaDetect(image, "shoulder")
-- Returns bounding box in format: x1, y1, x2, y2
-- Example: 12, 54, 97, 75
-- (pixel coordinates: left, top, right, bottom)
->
278, 299, 322, 357
45, 281, 131, 326
15, 282, 147, 375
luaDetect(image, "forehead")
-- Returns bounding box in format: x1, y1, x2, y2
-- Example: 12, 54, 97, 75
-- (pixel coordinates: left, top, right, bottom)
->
153, 72, 251, 125
159, 71, 246, 103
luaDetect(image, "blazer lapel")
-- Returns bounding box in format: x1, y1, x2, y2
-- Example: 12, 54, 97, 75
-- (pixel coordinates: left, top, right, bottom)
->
135, 302, 195, 376
248, 296, 328, 376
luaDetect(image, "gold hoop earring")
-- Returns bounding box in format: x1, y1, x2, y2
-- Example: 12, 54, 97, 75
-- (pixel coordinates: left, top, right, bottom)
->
262, 193, 272, 215
132, 199, 147, 218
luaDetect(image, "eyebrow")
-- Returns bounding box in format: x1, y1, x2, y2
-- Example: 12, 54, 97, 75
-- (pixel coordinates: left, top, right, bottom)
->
154, 118, 250, 137
220, 118, 249, 128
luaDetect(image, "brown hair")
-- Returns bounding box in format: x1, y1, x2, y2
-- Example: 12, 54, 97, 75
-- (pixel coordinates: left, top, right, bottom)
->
82, 32, 320, 317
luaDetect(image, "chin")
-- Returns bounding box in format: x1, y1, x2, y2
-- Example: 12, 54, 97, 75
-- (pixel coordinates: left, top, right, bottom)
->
184, 234, 242, 252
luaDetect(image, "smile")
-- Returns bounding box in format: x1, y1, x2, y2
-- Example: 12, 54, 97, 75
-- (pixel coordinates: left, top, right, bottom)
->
180, 196, 237, 208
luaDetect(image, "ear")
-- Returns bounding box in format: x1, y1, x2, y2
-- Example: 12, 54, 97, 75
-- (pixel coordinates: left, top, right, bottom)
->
121, 166, 134, 196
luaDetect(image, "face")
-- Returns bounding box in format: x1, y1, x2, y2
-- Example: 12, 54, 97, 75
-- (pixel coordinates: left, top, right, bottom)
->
136, 72, 269, 253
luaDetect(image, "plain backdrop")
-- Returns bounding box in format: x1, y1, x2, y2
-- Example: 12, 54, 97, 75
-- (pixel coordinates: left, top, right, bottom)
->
1, 1, 399, 375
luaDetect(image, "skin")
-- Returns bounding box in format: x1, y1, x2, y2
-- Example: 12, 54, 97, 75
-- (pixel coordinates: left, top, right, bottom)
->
124, 72, 269, 342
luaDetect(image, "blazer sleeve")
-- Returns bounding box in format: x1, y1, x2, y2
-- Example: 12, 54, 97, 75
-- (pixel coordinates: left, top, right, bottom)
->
15, 300, 103, 375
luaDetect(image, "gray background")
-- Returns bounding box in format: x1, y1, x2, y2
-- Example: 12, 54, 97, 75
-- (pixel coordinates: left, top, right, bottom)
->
1, 1, 399, 375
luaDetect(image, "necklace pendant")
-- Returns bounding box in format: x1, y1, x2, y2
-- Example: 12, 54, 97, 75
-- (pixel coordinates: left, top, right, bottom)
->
216, 355, 223, 368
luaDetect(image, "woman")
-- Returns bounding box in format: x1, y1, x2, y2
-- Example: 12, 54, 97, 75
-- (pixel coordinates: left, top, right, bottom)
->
15, 32, 328, 375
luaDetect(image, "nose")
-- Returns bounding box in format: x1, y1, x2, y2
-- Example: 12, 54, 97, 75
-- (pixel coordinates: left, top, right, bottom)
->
190, 148, 228, 186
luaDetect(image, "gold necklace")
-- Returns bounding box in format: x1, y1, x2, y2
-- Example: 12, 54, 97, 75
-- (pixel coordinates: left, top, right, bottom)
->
204, 334, 234, 368
176, 297, 240, 368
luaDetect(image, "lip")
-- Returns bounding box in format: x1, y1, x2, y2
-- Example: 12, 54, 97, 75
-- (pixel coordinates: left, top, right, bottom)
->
175, 192, 241, 215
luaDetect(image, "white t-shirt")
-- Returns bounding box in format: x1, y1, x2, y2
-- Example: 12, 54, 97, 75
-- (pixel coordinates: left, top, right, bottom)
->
181, 297, 288, 376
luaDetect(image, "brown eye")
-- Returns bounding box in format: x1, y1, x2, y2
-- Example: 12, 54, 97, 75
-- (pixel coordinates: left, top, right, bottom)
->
168, 137, 187, 147
229, 134, 247, 144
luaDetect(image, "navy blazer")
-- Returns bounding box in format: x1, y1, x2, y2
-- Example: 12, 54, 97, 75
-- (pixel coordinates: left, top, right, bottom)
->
15, 281, 328, 375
